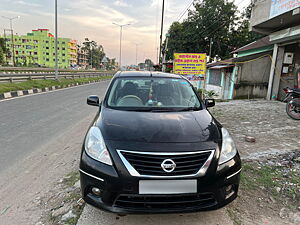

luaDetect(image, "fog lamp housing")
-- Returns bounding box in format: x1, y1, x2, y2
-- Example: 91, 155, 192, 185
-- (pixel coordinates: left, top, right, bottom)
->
91, 187, 102, 196
225, 184, 235, 199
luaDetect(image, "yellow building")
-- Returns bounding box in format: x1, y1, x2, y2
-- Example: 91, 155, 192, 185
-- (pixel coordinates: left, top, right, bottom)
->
68, 40, 77, 66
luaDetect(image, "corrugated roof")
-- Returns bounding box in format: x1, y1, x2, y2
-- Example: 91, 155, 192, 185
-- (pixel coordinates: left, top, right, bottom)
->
209, 65, 235, 69
207, 58, 234, 67
232, 36, 271, 53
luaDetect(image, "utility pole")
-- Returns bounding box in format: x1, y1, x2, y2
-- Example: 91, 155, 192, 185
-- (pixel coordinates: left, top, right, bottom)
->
156, 47, 159, 65
1, 16, 20, 67
55, 0, 58, 80
113, 23, 131, 69
209, 38, 213, 63
162, 33, 170, 72
3, 29, 9, 64
135, 43, 139, 65
159, 0, 165, 65
91, 44, 93, 69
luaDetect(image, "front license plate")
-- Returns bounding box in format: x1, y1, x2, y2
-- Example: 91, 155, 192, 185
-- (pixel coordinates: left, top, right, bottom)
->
139, 180, 197, 194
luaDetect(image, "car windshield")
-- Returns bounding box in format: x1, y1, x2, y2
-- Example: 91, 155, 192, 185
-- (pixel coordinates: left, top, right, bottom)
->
106, 77, 202, 111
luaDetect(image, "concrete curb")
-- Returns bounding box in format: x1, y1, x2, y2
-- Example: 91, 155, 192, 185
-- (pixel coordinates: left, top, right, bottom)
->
0, 79, 108, 100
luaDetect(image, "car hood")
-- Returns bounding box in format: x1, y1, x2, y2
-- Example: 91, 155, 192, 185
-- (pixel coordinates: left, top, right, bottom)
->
97, 107, 221, 143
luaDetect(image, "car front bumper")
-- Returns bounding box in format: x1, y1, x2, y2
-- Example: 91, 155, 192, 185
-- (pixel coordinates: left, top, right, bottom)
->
79, 150, 241, 214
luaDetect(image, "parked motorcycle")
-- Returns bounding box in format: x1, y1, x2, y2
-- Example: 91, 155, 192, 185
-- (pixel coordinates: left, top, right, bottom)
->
283, 87, 300, 120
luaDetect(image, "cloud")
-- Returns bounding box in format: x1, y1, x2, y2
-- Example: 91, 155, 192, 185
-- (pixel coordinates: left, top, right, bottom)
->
150, 0, 160, 8
0, 0, 194, 65
113, 0, 130, 7
14, 0, 41, 7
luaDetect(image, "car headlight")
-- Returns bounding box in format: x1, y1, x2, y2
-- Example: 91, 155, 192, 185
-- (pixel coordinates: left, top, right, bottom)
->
219, 128, 237, 165
85, 126, 112, 166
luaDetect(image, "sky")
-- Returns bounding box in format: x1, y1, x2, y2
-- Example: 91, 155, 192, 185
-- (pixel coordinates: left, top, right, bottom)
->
0, 0, 251, 66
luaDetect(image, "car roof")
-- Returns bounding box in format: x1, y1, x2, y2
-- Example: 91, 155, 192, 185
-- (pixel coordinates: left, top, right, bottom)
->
114, 71, 183, 79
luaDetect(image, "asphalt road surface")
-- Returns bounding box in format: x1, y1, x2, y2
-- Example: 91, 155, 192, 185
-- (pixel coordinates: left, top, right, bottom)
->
0, 81, 109, 173
0, 81, 110, 224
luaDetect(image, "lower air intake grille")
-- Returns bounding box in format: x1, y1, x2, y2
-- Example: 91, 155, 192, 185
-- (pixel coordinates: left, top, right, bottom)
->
114, 193, 216, 210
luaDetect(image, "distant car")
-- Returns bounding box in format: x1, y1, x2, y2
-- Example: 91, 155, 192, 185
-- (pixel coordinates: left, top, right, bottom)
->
79, 71, 241, 214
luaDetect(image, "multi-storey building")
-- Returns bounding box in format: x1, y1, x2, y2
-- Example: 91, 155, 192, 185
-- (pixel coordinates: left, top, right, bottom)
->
2, 29, 77, 68
77, 45, 89, 69
69, 39, 77, 66
250, 0, 300, 100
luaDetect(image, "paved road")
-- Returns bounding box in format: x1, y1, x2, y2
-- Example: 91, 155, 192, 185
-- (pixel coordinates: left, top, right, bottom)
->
0, 81, 109, 173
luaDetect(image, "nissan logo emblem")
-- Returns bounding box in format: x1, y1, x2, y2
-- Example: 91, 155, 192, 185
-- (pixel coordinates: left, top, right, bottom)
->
161, 159, 176, 173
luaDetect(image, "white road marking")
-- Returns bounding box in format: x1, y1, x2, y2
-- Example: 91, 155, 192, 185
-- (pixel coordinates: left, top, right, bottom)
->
0, 81, 108, 103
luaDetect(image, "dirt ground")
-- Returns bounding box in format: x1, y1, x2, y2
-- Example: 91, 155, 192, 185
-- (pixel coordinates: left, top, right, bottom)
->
211, 100, 300, 225
210, 100, 300, 159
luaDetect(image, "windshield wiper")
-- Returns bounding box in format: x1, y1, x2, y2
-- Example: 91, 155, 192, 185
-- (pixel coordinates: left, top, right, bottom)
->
150, 109, 175, 112
124, 108, 152, 112
175, 107, 201, 111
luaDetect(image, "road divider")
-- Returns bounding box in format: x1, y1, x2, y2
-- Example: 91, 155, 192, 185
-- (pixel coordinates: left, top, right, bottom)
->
0, 76, 112, 100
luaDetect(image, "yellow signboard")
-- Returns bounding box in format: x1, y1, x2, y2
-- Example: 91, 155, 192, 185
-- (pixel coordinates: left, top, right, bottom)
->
173, 53, 206, 76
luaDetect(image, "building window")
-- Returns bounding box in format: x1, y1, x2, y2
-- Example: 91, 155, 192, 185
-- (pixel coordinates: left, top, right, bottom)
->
62, 53, 65, 56
209, 70, 222, 86
62, 59, 65, 62
46, 41, 49, 43
34, 52, 38, 55
62, 47, 65, 50
46, 47, 49, 49
46, 58, 49, 61
46, 52, 49, 55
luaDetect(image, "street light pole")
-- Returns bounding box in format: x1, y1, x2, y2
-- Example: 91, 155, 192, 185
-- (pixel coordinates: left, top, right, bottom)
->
55, 0, 58, 80
1, 16, 20, 67
113, 23, 131, 69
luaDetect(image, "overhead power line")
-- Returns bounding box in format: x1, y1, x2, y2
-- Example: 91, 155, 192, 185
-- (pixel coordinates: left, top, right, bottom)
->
176, 0, 195, 21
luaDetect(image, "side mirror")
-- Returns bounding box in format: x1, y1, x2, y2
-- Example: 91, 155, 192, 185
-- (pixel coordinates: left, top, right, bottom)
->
87, 95, 100, 106
205, 99, 215, 108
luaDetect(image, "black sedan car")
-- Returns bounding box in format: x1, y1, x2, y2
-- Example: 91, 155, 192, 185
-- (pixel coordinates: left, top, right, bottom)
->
79, 71, 241, 214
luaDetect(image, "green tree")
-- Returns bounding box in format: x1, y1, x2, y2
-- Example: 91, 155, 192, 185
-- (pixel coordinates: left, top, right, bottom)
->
165, 0, 262, 60
0, 38, 7, 65
228, 3, 264, 52
82, 38, 106, 69
145, 59, 154, 71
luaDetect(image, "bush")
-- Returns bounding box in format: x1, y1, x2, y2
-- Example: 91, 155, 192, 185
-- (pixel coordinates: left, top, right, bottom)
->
196, 88, 218, 99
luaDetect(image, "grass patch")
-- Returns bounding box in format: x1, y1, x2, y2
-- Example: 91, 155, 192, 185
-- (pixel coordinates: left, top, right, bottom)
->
63, 171, 80, 187
0, 76, 112, 94
241, 161, 300, 208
